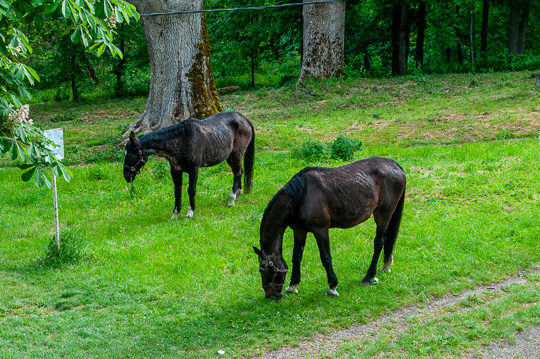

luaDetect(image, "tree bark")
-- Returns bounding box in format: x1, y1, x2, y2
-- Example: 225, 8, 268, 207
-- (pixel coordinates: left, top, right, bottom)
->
416, 1, 426, 70
481, 0, 489, 58
391, 2, 410, 76
126, 0, 222, 134
298, 0, 345, 82
508, 0, 531, 55
469, 10, 475, 65
535, 70, 540, 87
517, 3, 529, 54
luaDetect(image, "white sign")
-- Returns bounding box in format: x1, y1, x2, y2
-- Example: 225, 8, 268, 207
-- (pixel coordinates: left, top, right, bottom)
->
43, 128, 64, 160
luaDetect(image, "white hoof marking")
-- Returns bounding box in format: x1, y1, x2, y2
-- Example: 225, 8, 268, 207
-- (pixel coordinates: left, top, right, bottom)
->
171, 210, 179, 220
286, 285, 298, 294
327, 288, 339, 297
228, 192, 236, 207
186, 207, 194, 218
380, 264, 392, 273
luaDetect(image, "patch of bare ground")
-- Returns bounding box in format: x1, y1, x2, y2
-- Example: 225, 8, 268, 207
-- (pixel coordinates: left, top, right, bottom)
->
249, 268, 539, 359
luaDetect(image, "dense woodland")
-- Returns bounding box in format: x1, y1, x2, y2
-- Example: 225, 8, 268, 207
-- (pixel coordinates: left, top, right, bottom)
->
25, 0, 540, 102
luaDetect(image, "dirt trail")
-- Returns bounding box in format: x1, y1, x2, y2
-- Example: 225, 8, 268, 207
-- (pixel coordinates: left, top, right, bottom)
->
251, 269, 539, 359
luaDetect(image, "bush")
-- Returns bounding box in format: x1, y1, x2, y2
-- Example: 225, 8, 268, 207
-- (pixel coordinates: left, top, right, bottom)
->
291, 136, 363, 163
292, 139, 328, 162
330, 135, 363, 161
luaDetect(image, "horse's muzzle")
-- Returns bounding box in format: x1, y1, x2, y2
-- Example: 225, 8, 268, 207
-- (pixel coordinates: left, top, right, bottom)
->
124, 173, 136, 183
264, 286, 283, 300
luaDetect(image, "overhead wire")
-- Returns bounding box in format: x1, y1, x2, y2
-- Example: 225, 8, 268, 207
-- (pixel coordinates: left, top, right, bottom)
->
138, 0, 344, 17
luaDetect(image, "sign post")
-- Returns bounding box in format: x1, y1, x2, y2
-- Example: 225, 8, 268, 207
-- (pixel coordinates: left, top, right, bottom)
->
44, 129, 64, 251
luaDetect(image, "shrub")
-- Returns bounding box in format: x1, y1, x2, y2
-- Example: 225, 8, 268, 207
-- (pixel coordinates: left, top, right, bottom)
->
291, 136, 362, 163
330, 135, 363, 161
292, 139, 328, 162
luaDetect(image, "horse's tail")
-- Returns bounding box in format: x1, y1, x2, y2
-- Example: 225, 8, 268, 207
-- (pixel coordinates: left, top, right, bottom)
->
383, 186, 405, 261
243, 119, 255, 193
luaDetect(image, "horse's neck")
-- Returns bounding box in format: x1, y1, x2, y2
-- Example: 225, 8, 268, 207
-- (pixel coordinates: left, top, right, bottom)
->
140, 136, 170, 156
260, 193, 292, 256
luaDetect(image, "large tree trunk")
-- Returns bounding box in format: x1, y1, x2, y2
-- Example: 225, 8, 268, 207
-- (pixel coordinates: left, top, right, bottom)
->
391, 2, 410, 76
126, 0, 222, 134
416, 1, 427, 70
536, 70, 540, 87
298, 0, 345, 82
508, 0, 531, 55
481, 0, 489, 58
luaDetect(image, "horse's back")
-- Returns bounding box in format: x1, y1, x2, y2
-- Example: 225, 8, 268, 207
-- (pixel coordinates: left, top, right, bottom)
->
296, 157, 405, 229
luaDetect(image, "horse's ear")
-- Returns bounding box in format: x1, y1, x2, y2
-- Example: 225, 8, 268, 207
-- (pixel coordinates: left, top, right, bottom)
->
129, 131, 137, 144
253, 246, 262, 257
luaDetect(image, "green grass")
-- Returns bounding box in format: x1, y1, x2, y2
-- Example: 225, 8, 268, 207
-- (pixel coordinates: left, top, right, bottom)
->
1, 71, 539, 358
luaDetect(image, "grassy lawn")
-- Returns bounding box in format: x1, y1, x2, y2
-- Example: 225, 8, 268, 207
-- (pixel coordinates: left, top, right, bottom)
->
1, 71, 539, 358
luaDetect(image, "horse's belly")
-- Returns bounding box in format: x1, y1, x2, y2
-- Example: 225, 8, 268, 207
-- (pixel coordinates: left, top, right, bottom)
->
329, 207, 373, 229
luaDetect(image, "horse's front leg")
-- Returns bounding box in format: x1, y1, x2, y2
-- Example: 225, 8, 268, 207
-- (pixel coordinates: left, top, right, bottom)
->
313, 228, 339, 297
186, 168, 199, 218
170, 168, 183, 219
287, 228, 308, 294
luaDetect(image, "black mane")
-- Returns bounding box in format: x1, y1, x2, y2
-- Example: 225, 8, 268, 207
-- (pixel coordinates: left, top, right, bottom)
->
261, 169, 308, 227
141, 119, 197, 144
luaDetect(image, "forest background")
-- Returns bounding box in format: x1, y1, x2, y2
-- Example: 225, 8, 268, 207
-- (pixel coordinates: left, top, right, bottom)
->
23, 0, 540, 103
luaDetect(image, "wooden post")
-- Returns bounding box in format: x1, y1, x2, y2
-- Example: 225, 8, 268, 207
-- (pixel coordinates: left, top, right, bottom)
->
52, 170, 60, 251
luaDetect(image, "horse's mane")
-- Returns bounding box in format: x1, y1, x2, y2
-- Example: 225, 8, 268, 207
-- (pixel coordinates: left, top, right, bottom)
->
141, 119, 197, 144
261, 169, 309, 227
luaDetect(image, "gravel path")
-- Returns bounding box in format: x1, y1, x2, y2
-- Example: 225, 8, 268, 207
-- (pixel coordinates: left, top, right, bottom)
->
250, 269, 539, 359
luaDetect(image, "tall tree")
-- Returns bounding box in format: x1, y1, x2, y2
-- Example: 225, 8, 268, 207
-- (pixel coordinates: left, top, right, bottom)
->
508, 0, 531, 54
391, 1, 410, 76
416, 1, 427, 70
126, 0, 223, 134
298, 0, 345, 82
481, 0, 489, 57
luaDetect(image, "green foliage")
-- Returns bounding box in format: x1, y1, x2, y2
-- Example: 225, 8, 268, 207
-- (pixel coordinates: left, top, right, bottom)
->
291, 138, 328, 162
291, 136, 363, 163
0, 119, 72, 188
36, 231, 89, 268
330, 135, 363, 161
0, 0, 139, 185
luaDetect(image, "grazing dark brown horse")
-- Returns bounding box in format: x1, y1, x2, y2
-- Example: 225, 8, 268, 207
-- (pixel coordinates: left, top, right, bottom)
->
123, 111, 254, 219
253, 157, 406, 299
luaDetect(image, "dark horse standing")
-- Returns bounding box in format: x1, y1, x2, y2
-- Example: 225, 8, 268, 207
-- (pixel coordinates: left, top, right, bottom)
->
253, 157, 406, 299
123, 111, 254, 219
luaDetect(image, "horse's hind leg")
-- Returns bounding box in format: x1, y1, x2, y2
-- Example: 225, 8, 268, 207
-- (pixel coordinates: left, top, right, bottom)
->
381, 191, 405, 272
361, 225, 387, 285
186, 168, 199, 218
226, 155, 243, 207
287, 228, 308, 294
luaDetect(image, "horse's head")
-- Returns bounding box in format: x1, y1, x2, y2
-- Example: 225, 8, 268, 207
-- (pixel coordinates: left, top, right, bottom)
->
253, 246, 288, 300
123, 131, 148, 183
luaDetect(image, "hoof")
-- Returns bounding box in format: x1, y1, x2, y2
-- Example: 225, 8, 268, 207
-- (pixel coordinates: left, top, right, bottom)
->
361, 277, 379, 286
186, 207, 194, 219
286, 285, 298, 294
228, 193, 236, 207
380, 265, 392, 273
171, 211, 179, 220
327, 288, 339, 297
